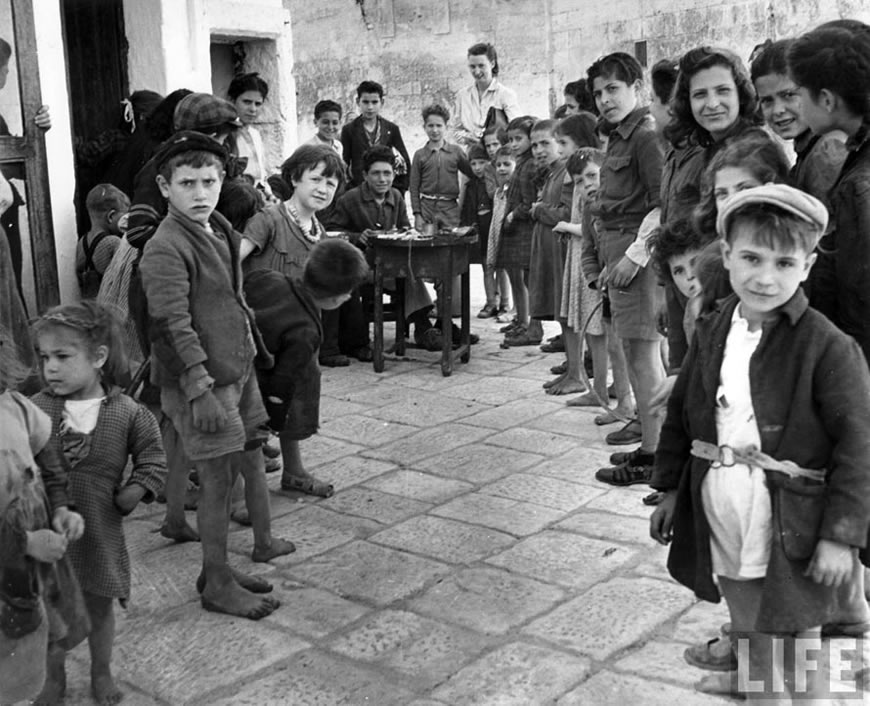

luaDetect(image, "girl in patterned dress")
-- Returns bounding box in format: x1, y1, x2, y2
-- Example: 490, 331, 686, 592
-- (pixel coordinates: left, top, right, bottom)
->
31, 302, 165, 706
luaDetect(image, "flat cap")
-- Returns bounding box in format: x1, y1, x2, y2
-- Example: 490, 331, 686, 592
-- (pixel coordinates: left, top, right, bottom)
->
716, 183, 828, 240
153, 131, 228, 171
173, 92, 243, 132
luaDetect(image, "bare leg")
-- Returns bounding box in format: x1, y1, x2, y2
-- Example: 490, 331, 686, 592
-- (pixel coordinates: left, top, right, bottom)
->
510, 267, 529, 326
237, 448, 295, 562
278, 435, 333, 497
497, 269, 512, 310
229, 474, 249, 525
567, 332, 608, 406
33, 644, 66, 706
197, 453, 278, 619
160, 419, 199, 542
624, 338, 665, 454
548, 323, 585, 395
83, 592, 122, 706
482, 264, 497, 308
595, 323, 635, 424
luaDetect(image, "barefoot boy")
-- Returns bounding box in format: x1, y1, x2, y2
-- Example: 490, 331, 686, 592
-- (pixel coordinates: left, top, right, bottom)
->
140, 132, 294, 620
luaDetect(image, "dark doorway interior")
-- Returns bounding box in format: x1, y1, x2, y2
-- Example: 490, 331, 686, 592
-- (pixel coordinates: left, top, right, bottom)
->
62, 0, 128, 232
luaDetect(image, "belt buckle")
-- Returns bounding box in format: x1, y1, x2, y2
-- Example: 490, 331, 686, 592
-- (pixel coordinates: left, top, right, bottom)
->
718, 445, 736, 467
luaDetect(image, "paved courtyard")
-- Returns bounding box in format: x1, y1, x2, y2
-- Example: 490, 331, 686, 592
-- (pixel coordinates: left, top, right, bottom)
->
61, 281, 752, 704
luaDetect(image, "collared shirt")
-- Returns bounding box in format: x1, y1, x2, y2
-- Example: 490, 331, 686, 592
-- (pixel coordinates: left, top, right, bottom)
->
326, 182, 410, 232
409, 141, 473, 215
305, 134, 343, 155
593, 107, 663, 231
452, 79, 520, 147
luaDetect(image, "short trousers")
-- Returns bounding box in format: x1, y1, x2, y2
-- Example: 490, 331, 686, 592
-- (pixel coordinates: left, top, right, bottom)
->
608, 264, 663, 341
161, 368, 269, 462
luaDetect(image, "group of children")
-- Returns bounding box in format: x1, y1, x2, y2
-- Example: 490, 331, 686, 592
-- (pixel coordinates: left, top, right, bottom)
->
6, 18, 870, 705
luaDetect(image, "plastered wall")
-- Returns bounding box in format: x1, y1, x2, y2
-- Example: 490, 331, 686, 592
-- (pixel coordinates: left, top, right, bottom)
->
288, 0, 870, 152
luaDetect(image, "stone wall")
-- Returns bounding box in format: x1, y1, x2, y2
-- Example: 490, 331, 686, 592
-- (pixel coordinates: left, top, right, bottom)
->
287, 0, 870, 152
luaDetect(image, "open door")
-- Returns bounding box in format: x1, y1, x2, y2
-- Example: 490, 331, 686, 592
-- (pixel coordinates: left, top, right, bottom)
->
0, 0, 58, 311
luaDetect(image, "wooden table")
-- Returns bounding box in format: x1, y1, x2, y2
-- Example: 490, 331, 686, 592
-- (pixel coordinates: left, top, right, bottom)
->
369, 232, 477, 376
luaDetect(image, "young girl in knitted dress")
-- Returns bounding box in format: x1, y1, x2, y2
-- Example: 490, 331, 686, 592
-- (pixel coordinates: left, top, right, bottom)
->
31, 302, 165, 706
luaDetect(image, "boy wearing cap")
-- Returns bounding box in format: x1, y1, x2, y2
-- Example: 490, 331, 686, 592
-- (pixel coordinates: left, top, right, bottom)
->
140, 132, 294, 621
650, 184, 870, 699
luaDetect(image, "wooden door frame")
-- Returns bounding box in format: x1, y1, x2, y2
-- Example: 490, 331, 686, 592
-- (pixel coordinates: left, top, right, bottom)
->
0, 0, 58, 310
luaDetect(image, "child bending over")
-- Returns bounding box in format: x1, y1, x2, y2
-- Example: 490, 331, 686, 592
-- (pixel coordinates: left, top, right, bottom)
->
0, 326, 86, 706
651, 184, 870, 701
244, 239, 368, 482
140, 132, 293, 622
31, 302, 165, 706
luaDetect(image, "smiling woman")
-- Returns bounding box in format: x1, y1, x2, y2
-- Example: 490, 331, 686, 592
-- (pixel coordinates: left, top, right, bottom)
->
452, 42, 520, 151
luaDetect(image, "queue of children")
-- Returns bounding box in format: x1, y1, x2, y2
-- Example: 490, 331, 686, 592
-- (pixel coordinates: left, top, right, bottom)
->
6, 19, 870, 706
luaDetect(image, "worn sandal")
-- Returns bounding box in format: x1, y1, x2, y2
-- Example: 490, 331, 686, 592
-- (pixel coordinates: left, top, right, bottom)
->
280, 476, 335, 498
594, 463, 653, 486
684, 636, 737, 672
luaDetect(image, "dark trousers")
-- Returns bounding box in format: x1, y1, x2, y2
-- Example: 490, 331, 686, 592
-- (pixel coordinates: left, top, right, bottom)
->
320, 288, 370, 358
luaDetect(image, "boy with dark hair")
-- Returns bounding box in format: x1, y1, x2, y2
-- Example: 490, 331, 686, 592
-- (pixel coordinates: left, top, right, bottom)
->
77, 183, 129, 298
651, 184, 870, 699
244, 238, 369, 454
751, 38, 847, 322
649, 58, 679, 135
340, 80, 411, 192
586, 52, 666, 484
410, 104, 474, 231
140, 131, 294, 620
308, 99, 343, 153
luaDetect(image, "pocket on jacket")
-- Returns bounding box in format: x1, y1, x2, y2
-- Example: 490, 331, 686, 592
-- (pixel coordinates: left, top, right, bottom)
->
602, 155, 632, 199
772, 474, 826, 561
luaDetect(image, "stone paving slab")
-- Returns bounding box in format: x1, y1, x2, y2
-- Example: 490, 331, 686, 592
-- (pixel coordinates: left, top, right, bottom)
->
318, 414, 421, 447
365, 391, 490, 426
127, 539, 203, 615
431, 641, 591, 705
227, 505, 380, 566
318, 394, 370, 421
523, 576, 696, 660
670, 600, 731, 645
487, 531, 636, 589
303, 453, 397, 489
57, 653, 165, 706
339, 382, 431, 408
370, 515, 516, 564
207, 649, 416, 706
327, 609, 491, 689
115, 604, 309, 705
585, 486, 656, 518
556, 671, 731, 705
324, 486, 433, 524
413, 442, 544, 484
408, 566, 567, 634
299, 434, 367, 467
532, 447, 617, 485
437, 375, 549, 405
363, 423, 491, 464
261, 585, 371, 640
556, 509, 652, 545
286, 540, 451, 605
480, 472, 606, 512
362, 468, 475, 503
388, 368, 488, 392
485, 427, 580, 455
432, 491, 565, 536
460, 397, 566, 431
613, 640, 710, 690
526, 407, 616, 446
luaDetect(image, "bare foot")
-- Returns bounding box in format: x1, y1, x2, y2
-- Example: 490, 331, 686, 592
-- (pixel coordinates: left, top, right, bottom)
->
33, 677, 66, 706
252, 537, 296, 563
159, 519, 200, 543
201, 581, 280, 620
196, 568, 273, 594
92, 671, 123, 706
543, 372, 566, 389
594, 410, 621, 426
230, 506, 252, 526
546, 376, 586, 396
566, 391, 602, 407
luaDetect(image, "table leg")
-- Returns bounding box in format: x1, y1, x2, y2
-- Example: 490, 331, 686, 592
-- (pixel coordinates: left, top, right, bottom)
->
441, 255, 454, 377
395, 277, 406, 356
460, 264, 471, 363
373, 264, 385, 373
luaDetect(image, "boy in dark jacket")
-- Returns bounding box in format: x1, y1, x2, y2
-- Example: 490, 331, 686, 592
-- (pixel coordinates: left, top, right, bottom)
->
650, 184, 870, 699
243, 238, 369, 494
